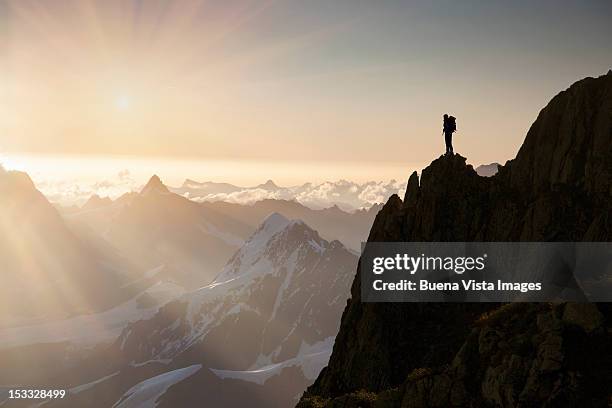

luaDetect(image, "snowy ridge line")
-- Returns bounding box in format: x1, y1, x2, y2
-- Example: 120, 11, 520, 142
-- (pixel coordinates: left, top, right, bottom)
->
119, 214, 344, 362
113, 364, 202, 408
210, 348, 332, 385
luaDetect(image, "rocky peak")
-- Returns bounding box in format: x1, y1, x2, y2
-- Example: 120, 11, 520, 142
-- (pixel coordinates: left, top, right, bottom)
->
0, 169, 37, 194
419, 154, 483, 194
252, 212, 291, 240
257, 179, 279, 190
268, 219, 325, 250
140, 174, 170, 195
214, 213, 327, 284
509, 73, 612, 197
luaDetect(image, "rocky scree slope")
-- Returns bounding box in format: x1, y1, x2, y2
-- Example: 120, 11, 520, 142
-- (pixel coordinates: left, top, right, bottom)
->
298, 73, 612, 407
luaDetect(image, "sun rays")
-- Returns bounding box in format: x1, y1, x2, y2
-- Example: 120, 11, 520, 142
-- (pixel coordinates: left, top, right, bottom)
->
1, 0, 353, 162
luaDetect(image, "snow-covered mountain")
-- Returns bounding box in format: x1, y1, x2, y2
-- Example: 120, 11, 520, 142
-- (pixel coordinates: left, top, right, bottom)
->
42, 214, 357, 407
116, 212, 356, 369
1, 171, 363, 407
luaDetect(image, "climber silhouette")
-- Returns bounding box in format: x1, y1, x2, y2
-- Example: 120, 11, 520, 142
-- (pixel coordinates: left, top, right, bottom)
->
443, 114, 456, 155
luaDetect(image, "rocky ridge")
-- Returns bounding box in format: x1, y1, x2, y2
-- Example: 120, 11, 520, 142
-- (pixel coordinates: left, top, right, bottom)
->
298, 73, 612, 407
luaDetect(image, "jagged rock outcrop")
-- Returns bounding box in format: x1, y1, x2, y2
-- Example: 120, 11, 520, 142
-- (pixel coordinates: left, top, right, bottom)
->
298, 73, 612, 407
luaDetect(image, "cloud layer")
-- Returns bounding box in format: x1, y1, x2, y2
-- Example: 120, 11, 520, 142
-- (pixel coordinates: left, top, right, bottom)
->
175, 179, 406, 211
27, 169, 406, 211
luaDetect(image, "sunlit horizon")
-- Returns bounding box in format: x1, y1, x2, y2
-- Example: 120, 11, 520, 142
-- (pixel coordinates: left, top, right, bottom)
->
2, 1, 610, 170
0, 152, 429, 206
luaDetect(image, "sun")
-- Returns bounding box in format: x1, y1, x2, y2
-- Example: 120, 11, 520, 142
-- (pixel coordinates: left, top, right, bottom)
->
115, 95, 131, 111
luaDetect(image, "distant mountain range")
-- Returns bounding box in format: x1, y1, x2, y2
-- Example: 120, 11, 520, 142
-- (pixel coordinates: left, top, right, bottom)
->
65, 177, 379, 287
170, 178, 404, 212
41, 176, 404, 211
0, 166, 369, 406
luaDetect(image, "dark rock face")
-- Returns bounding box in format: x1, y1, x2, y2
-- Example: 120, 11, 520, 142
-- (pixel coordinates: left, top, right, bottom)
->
299, 74, 612, 407
509, 76, 612, 198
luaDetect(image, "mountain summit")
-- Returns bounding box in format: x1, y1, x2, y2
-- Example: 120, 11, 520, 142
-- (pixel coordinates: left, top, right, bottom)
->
141, 174, 170, 195
299, 73, 612, 407
257, 179, 280, 191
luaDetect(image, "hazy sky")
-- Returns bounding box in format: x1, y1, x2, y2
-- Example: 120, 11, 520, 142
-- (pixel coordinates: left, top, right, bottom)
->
1, 0, 611, 174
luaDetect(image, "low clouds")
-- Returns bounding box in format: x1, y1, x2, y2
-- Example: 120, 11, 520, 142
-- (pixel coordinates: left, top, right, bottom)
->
199, 188, 283, 205
358, 182, 405, 205
31, 171, 406, 211
178, 179, 406, 210
34, 169, 138, 207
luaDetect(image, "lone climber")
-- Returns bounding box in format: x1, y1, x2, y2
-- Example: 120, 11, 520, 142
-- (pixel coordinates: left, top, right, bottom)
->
443, 114, 456, 155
